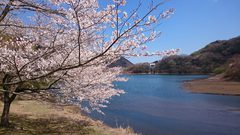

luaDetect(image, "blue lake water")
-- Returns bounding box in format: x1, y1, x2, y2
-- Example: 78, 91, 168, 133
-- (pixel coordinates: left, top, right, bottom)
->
89, 75, 240, 135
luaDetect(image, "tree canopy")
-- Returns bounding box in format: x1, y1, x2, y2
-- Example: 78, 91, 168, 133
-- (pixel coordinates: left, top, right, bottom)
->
0, 0, 176, 127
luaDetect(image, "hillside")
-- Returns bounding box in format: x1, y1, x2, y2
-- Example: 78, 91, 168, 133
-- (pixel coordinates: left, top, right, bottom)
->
154, 36, 240, 74
126, 36, 240, 80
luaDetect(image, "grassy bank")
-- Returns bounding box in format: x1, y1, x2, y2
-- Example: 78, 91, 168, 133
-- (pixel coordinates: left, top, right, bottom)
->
0, 100, 136, 135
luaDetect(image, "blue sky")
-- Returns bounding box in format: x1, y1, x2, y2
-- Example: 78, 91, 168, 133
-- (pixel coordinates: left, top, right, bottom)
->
108, 0, 240, 63
19, 0, 240, 63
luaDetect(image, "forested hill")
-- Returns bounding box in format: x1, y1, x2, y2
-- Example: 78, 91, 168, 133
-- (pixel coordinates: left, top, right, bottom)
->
126, 36, 240, 80
156, 36, 240, 73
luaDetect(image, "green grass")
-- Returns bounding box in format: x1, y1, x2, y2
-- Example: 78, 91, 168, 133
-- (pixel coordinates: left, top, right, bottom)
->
213, 67, 226, 74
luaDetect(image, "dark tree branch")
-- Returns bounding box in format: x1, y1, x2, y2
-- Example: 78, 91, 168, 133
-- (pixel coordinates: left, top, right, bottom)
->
0, 0, 14, 22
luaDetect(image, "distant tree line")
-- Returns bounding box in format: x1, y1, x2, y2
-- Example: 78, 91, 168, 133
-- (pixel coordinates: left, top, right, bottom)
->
126, 36, 240, 80
126, 63, 150, 73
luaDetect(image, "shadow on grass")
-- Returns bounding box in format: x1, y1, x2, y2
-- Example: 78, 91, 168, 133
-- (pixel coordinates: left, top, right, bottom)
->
0, 114, 95, 135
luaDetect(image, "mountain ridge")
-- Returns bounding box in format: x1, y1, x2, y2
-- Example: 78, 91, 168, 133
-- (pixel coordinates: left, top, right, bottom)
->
109, 57, 133, 68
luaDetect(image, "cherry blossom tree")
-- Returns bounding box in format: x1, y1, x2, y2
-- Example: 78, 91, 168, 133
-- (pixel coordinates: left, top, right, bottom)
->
0, 0, 177, 127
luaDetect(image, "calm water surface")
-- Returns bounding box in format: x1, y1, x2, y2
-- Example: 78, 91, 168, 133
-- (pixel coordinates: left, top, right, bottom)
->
89, 75, 240, 135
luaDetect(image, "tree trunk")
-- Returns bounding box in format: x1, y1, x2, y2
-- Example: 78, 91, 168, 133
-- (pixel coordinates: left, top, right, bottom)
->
1, 102, 11, 127
1, 92, 11, 127
0, 74, 18, 127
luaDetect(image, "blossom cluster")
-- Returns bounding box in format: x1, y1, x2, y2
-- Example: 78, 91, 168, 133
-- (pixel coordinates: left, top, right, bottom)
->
0, 0, 176, 113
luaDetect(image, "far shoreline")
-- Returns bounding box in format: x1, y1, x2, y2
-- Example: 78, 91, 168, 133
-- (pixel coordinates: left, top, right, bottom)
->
183, 75, 240, 96
122, 72, 212, 75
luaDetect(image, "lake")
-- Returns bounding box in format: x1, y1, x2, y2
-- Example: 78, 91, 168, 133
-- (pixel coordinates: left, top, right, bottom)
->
89, 75, 240, 135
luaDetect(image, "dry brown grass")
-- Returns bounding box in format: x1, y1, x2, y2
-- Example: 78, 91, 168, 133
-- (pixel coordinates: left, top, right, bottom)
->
184, 75, 240, 95
0, 100, 137, 135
